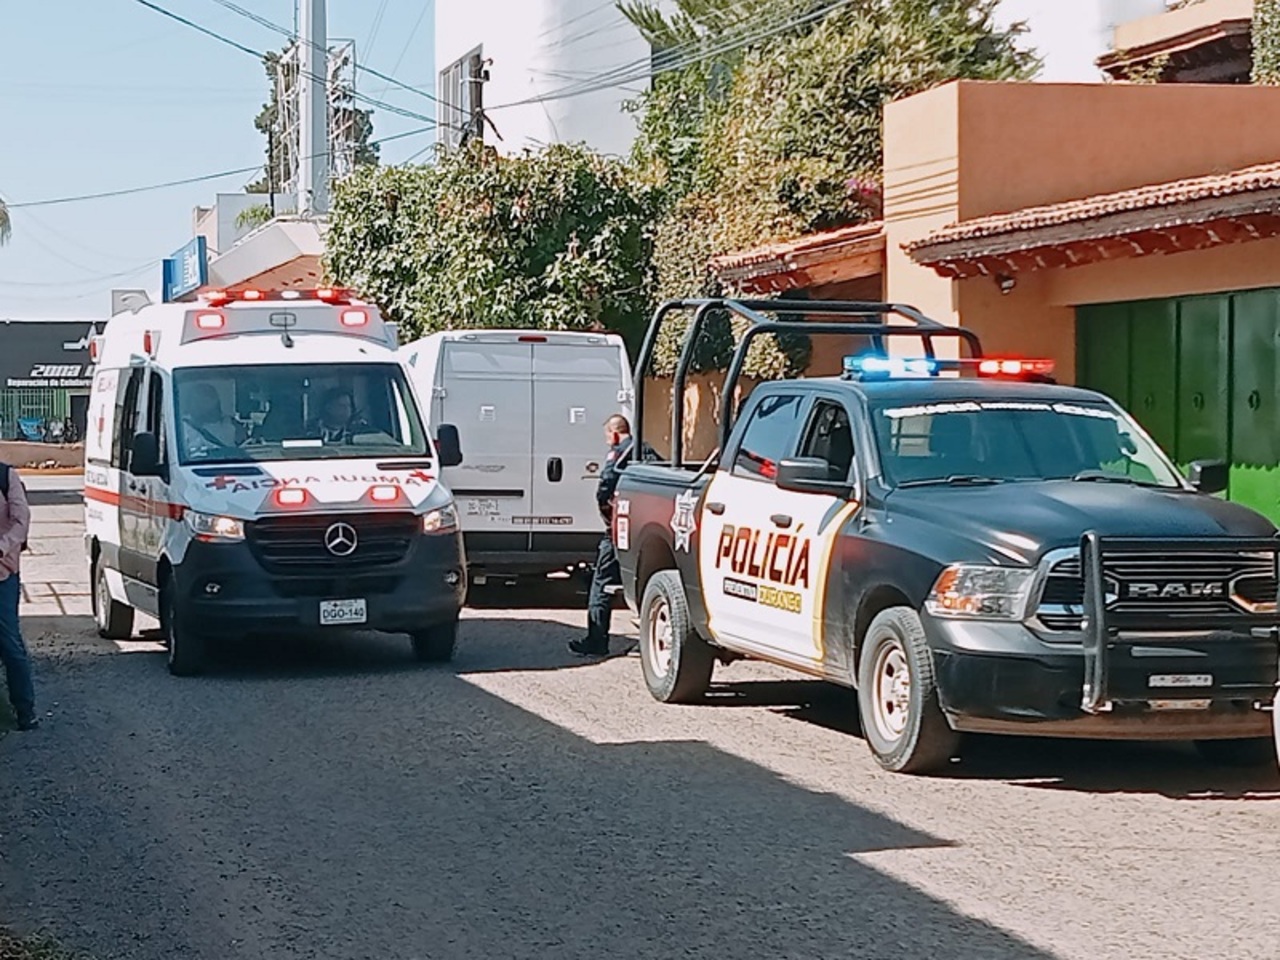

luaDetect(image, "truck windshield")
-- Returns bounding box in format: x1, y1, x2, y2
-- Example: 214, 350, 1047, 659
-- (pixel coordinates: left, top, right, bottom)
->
173, 363, 429, 465
869, 398, 1183, 488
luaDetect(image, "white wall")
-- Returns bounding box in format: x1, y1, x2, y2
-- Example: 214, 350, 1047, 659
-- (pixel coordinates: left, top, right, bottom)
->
997, 0, 1169, 82
435, 0, 652, 157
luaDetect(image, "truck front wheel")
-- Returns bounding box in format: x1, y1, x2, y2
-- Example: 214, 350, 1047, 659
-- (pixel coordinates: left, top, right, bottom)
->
639, 571, 713, 704
857, 607, 959, 775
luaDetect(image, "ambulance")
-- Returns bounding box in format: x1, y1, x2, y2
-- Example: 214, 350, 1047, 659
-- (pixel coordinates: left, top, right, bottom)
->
400, 329, 634, 587
83, 287, 468, 676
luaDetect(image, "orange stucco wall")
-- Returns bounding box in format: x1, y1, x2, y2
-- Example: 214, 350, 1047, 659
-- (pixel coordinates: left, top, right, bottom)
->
883, 80, 1280, 384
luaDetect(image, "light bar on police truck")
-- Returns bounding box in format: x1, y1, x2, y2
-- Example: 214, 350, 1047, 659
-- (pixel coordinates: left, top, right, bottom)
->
202, 287, 359, 307
842, 353, 1055, 382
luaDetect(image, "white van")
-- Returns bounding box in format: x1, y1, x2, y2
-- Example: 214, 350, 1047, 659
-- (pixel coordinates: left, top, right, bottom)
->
400, 330, 633, 585
83, 287, 467, 676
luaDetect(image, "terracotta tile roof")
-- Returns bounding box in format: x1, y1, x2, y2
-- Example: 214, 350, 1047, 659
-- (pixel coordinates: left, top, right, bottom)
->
711, 221, 885, 285
905, 162, 1280, 256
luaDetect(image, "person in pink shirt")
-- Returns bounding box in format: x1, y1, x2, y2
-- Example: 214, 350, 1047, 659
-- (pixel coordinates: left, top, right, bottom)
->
0, 466, 35, 731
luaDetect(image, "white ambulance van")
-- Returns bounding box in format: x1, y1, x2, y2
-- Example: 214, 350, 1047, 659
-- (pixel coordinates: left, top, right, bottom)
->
400, 330, 633, 586
83, 287, 467, 676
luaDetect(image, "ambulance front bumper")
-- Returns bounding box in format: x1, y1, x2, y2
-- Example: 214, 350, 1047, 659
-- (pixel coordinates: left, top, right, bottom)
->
172, 532, 467, 636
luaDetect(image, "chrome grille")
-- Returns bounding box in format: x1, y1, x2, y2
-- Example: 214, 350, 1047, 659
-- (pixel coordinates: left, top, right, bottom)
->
1034, 551, 1277, 632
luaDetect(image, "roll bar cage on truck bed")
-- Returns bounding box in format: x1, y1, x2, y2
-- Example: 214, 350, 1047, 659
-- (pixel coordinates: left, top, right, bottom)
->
620, 299, 1280, 767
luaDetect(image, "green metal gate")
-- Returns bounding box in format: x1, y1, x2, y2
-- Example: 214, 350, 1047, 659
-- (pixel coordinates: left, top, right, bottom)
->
0, 388, 71, 440
1077, 290, 1280, 522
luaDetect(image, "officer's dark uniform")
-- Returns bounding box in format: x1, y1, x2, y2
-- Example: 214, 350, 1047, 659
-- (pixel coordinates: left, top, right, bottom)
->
576, 434, 633, 655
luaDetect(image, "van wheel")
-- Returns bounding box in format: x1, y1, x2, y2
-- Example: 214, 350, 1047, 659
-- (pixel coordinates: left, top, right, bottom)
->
857, 607, 959, 775
1194, 737, 1276, 767
162, 583, 206, 677
639, 571, 713, 704
92, 556, 134, 641
412, 620, 458, 663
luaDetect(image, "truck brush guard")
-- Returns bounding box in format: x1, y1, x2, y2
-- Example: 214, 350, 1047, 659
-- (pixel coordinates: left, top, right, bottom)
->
1079, 532, 1280, 714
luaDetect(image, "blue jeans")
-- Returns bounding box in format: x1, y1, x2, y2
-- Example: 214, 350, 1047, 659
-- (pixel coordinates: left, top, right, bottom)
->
0, 575, 34, 724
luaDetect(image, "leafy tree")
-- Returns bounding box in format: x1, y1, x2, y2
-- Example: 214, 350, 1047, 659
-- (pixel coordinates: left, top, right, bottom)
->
325, 143, 658, 350
622, 0, 1039, 376
1255, 0, 1280, 84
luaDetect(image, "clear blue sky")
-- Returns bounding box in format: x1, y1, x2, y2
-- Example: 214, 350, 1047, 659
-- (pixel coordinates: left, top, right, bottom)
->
0, 0, 435, 320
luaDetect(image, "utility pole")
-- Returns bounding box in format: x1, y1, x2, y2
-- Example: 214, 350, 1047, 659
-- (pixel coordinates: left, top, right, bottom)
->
298, 0, 328, 216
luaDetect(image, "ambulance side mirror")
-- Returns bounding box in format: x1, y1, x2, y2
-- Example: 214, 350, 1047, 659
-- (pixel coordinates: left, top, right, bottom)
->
436, 423, 463, 468
130, 433, 161, 478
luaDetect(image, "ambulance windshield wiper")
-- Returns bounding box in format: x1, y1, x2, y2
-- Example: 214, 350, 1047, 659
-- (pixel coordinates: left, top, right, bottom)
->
897, 475, 1005, 488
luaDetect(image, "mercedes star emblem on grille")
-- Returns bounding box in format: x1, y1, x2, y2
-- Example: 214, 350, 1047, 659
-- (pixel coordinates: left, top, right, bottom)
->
324, 522, 359, 557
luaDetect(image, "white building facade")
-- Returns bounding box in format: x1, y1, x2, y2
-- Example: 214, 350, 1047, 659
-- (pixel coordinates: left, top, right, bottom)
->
434, 0, 653, 157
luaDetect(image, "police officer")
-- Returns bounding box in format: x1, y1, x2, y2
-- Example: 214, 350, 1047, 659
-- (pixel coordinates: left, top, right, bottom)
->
569, 414, 633, 657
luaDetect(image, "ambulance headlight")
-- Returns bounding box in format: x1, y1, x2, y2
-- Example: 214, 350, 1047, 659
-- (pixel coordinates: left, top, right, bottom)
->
925, 564, 1035, 621
187, 511, 246, 542
421, 503, 458, 535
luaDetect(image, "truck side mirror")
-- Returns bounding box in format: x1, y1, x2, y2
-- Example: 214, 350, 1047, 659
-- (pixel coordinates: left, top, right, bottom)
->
1188, 459, 1228, 495
776, 457, 852, 498
130, 432, 161, 478
436, 423, 463, 468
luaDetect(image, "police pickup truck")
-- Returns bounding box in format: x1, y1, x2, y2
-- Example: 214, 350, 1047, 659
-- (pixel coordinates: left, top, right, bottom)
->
614, 299, 1280, 774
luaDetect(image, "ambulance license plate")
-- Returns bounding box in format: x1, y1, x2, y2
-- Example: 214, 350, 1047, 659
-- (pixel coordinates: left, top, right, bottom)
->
320, 598, 367, 626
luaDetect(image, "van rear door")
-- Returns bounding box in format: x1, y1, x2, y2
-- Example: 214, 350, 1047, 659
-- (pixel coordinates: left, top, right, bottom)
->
437, 338, 534, 555
530, 336, 631, 552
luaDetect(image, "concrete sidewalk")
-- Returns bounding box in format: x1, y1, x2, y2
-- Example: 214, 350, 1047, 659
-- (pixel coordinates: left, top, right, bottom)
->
19, 475, 89, 618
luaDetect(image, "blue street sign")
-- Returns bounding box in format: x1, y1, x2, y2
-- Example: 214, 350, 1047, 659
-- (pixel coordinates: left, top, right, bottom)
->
162, 235, 209, 302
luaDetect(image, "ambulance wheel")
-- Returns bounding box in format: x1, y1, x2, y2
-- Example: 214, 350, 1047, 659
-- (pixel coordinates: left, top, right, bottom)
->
412, 620, 458, 663
92, 556, 134, 641
1194, 737, 1276, 768
639, 571, 713, 704
162, 584, 206, 677
857, 607, 959, 775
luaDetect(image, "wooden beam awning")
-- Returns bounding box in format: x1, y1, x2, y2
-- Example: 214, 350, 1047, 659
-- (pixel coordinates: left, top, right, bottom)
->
904, 162, 1280, 281
710, 221, 885, 294
1097, 16, 1251, 82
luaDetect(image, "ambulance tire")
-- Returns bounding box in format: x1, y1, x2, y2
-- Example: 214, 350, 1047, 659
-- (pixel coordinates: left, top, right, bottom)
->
162, 584, 206, 678
92, 556, 134, 641
639, 571, 713, 704
412, 620, 458, 663
1193, 737, 1277, 768
857, 607, 959, 775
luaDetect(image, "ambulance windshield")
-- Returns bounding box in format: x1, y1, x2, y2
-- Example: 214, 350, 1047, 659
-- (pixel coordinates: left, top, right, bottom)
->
870, 398, 1183, 488
173, 363, 430, 465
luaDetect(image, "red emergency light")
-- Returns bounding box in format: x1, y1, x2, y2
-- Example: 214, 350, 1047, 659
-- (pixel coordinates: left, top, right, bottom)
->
195, 311, 226, 331
974, 358, 1056, 380
369, 484, 402, 503
274, 487, 310, 507
340, 309, 369, 327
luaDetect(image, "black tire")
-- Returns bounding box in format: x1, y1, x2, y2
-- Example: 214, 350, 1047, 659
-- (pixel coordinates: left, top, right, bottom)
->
92, 555, 134, 641
163, 583, 206, 677
857, 607, 960, 775
412, 619, 458, 663
638, 571, 714, 704
1194, 737, 1277, 768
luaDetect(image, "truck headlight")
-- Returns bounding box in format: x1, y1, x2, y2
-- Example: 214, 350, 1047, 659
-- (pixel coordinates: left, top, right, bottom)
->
926, 564, 1035, 620
187, 511, 245, 542
421, 503, 458, 534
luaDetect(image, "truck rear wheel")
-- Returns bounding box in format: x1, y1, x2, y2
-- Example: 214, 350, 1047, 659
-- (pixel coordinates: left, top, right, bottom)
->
639, 571, 713, 704
92, 556, 134, 641
1194, 737, 1276, 768
857, 607, 959, 775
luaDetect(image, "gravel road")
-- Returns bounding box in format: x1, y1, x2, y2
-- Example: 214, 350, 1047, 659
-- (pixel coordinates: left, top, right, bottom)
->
2, 490, 1279, 959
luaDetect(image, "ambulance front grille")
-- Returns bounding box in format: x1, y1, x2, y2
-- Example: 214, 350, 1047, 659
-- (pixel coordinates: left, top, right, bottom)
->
247, 513, 418, 571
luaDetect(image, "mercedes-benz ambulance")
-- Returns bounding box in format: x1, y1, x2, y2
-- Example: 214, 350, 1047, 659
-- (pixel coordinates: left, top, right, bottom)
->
83, 287, 467, 676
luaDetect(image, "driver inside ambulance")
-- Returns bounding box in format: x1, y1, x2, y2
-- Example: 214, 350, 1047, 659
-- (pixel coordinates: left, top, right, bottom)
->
181, 382, 240, 459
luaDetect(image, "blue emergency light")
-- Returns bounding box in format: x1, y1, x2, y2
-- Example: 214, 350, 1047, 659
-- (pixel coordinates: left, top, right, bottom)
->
842, 354, 939, 380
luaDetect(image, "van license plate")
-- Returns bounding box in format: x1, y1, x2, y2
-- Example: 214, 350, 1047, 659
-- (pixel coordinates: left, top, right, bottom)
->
320, 599, 367, 626
1148, 674, 1213, 688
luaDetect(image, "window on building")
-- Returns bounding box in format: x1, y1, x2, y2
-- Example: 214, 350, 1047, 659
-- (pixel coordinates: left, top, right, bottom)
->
438, 47, 485, 150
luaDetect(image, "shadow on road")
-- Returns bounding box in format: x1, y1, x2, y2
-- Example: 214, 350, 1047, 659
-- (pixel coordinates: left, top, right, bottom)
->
1, 622, 1056, 960
26, 489, 84, 508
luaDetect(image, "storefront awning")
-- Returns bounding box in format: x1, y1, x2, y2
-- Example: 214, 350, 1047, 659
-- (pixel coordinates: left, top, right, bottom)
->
904, 161, 1280, 280
709, 221, 885, 294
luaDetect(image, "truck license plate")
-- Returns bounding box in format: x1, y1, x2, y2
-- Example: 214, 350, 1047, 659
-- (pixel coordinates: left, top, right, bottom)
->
1148, 674, 1213, 689
320, 598, 367, 626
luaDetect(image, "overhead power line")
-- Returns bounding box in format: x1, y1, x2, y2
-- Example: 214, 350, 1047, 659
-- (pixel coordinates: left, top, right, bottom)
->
4, 123, 438, 211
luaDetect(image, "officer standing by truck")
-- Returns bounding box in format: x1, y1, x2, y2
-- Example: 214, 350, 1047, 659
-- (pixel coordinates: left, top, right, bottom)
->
570, 414, 633, 657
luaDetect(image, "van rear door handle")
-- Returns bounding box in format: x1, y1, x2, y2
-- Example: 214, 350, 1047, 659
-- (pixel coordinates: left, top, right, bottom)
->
771, 514, 793, 528
706, 501, 725, 515
547, 457, 563, 482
